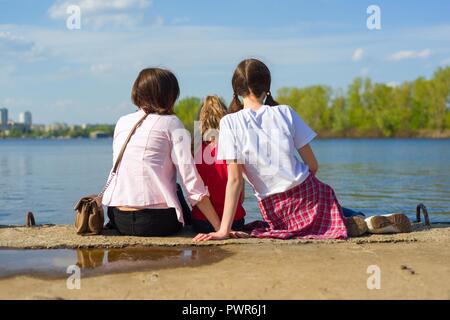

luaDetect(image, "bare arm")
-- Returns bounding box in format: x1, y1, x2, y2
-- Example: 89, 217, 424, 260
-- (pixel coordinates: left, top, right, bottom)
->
298, 144, 319, 175
194, 197, 221, 231
219, 161, 243, 234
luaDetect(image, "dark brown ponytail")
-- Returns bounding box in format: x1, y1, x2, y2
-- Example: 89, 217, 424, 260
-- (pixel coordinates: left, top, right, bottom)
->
228, 59, 278, 113
264, 91, 279, 106
228, 93, 244, 113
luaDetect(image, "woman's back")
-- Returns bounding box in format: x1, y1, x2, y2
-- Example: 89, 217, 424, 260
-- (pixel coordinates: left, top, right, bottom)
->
102, 109, 208, 224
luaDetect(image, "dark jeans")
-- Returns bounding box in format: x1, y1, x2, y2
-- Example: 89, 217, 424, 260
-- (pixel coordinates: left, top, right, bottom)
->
176, 184, 192, 226
107, 184, 192, 237
108, 207, 182, 237
192, 218, 245, 233
342, 207, 365, 218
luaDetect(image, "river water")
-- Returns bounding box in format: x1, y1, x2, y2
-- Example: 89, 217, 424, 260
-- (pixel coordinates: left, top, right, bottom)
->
0, 138, 449, 225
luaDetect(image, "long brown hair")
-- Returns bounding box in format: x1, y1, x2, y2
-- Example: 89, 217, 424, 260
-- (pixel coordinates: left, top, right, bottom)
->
131, 68, 180, 115
198, 95, 227, 141
229, 59, 279, 113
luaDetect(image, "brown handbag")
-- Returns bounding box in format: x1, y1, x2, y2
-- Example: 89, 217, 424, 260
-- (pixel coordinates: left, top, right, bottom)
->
74, 113, 148, 235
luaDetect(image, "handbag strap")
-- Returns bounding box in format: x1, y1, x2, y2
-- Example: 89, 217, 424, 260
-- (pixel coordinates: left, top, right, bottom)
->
112, 113, 148, 174
98, 112, 148, 197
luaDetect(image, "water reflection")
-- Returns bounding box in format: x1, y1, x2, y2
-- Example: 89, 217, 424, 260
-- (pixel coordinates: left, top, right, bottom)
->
75, 247, 202, 269
76, 249, 105, 268
0, 247, 231, 279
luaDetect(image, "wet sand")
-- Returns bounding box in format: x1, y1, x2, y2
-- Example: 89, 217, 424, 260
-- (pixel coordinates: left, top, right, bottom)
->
0, 224, 449, 299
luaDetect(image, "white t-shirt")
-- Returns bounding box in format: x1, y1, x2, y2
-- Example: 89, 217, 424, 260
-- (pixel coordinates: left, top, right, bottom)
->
217, 105, 316, 199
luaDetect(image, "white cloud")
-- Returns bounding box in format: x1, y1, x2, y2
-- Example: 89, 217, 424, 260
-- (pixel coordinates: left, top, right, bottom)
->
172, 16, 191, 25
0, 31, 22, 41
0, 31, 46, 63
85, 13, 143, 29
152, 16, 164, 27
352, 48, 364, 61
441, 57, 450, 66
48, 0, 151, 19
90, 63, 112, 74
2, 24, 354, 72
0, 31, 34, 51
388, 49, 432, 61
48, 0, 151, 29
1, 20, 449, 124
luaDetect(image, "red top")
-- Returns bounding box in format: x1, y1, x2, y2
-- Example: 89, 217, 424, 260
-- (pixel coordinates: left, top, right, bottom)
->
192, 142, 246, 221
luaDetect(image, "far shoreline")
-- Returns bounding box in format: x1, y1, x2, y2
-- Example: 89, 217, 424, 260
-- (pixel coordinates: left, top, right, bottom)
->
2, 128, 450, 140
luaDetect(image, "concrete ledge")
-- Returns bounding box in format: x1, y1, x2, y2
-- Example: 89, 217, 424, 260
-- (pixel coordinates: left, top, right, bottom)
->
0, 223, 449, 249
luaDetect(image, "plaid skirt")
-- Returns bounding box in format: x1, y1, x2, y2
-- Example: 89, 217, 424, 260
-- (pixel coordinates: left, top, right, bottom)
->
244, 174, 348, 240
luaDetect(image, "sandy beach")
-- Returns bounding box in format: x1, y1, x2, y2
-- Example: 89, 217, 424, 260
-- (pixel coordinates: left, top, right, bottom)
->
0, 224, 449, 300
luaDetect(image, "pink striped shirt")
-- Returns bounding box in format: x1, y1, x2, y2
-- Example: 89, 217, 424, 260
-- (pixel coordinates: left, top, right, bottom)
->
101, 109, 209, 225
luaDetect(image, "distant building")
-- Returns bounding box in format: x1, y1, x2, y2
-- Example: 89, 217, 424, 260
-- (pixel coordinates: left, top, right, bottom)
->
0, 108, 8, 130
31, 124, 46, 132
19, 111, 32, 129
81, 124, 93, 130
89, 131, 109, 139
46, 122, 69, 132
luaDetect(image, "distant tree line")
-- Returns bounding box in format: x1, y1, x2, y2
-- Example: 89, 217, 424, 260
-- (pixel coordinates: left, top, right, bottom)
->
175, 66, 450, 138
2, 67, 448, 139
0, 124, 115, 139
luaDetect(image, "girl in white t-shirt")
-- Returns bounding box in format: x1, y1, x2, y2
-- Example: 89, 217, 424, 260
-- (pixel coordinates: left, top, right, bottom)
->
193, 59, 411, 241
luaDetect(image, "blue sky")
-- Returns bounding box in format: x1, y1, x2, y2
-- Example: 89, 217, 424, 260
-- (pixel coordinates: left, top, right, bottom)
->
0, 0, 449, 124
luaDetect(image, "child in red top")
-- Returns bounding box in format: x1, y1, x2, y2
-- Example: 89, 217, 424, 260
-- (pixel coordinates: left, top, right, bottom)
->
191, 96, 246, 233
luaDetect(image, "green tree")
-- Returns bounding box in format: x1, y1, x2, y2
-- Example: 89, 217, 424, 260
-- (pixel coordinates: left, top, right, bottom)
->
175, 97, 201, 132
329, 93, 349, 135
276, 66, 450, 137
411, 77, 433, 131
429, 67, 450, 130
346, 78, 368, 134
277, 85, 332, 132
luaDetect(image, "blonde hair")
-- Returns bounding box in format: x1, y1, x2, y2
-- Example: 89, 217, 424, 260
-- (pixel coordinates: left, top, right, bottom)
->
198, 95, 227, 141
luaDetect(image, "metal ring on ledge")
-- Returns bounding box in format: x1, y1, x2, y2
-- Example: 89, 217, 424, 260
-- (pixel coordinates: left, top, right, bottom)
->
416, 204, 430, 226
25, 212, 36, 227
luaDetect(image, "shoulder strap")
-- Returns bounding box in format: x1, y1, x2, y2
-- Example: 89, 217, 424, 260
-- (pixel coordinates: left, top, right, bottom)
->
112, 113, 148, 174
98, 112, 148, 197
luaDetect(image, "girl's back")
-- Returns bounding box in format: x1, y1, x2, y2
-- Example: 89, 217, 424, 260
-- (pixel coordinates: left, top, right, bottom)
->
218, 104, 316, 199
191, 95, 246, 226
192, 141, 246, 221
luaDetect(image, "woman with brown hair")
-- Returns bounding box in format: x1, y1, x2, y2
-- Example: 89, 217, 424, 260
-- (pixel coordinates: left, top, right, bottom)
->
102, 68, 222, 237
